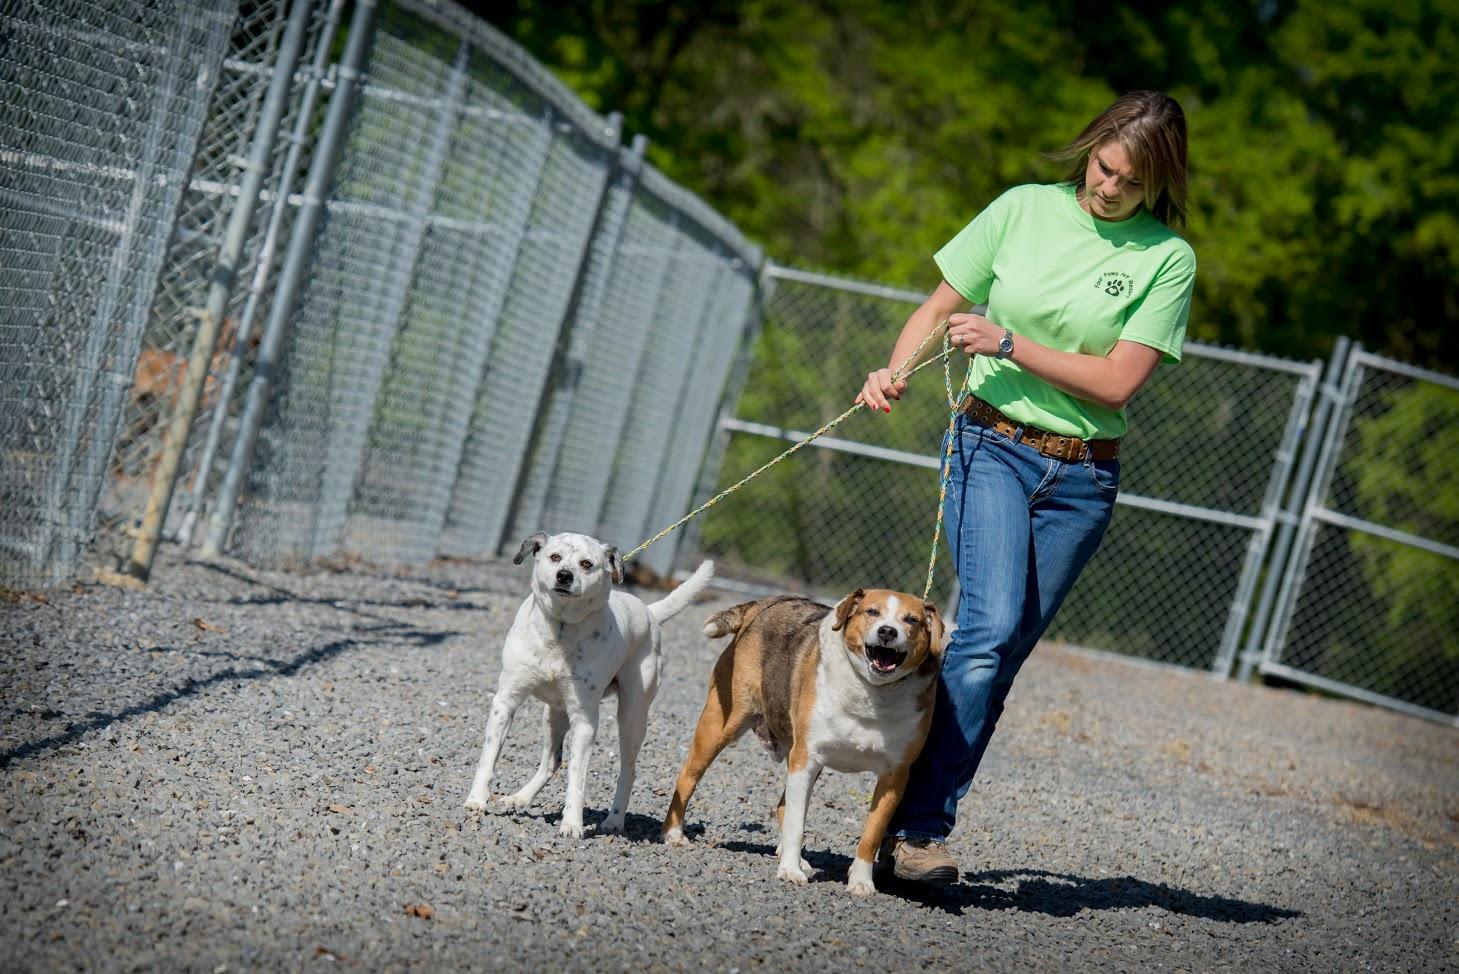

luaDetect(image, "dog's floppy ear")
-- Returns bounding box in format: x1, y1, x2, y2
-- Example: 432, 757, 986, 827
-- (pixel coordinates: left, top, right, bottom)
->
605, 545, 625, 584
831, 588, 865, 632
512, 531, 548, 565
923, 600, 947, 653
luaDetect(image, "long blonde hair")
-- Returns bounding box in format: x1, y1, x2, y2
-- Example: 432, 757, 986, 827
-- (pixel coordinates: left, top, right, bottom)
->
1048, 91, 1189, 228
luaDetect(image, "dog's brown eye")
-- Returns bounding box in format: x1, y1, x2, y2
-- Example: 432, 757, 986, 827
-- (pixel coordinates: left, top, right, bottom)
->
579, 560, 592, 570
549, 553, 561, 563
903, 615, 919, 626
865, 607, 879, 618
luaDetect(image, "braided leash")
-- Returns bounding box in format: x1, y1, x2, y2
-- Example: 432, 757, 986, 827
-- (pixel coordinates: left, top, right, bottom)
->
922, 332, 975, 601
625, 320, 972, 604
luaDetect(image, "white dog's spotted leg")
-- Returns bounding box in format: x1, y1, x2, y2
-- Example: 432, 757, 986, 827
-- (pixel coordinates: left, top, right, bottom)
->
775, 760, 821, 886
501, 705, 568, 811
599, 670, 656, 835
558, 711, 599, 839
465, 686, 527, 810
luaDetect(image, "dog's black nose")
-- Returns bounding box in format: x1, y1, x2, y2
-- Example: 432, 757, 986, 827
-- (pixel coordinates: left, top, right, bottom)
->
556, 569, 573, 585
878, 625, 897, 643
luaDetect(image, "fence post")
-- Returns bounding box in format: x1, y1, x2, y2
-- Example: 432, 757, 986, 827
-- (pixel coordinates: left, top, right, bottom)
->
201, 0, 379, 557
1210, 354, 1324, 679
123, 0, 316, 581
177, 0, 348, 548
1237, 336, 1352, 681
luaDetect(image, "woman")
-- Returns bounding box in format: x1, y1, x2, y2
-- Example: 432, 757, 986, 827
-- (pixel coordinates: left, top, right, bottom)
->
856, 90, 1196, 884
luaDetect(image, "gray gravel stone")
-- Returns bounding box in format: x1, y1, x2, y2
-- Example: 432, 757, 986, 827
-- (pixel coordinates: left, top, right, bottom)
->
1, 547, 1455, 972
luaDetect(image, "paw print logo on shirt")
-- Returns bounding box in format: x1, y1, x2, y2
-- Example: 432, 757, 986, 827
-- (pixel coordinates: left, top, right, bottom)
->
1095, 271, 1134, 298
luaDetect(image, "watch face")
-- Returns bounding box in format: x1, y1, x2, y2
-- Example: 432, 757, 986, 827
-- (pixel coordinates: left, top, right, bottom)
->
999, 332, 1014, 356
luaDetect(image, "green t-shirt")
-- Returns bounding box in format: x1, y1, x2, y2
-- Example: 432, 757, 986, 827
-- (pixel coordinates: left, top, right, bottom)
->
935, 182, 1196, 439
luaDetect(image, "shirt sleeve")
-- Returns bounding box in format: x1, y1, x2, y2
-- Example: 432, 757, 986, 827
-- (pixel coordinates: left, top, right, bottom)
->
1119, 243, 1196, 364
933, 188, 1017, 304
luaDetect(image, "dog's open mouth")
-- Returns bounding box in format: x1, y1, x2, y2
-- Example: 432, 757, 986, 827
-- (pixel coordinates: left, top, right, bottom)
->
864, 642, 907, 673
552, 584, 574, 595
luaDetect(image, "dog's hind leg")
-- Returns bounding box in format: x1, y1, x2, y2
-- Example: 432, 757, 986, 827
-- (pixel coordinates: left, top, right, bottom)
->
465, 684, 529, 811
501, 705, 568, 811
661, 652, 752, 846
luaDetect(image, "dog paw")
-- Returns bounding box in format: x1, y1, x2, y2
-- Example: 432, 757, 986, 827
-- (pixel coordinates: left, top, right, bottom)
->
773, 843, 811, 875
596, 813, 626, 835
464, 795, 488, 812
776, 862, 809, 886
661, 827, 690, 848
498, 792, 533, 811
558, 819, 586, 840
847, 858, 876, 897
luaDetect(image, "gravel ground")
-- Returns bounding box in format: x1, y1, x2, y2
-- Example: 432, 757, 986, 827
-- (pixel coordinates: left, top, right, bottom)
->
2, 548, 1456, 972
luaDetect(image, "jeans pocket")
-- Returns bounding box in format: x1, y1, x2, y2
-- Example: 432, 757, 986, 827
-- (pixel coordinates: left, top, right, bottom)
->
959, 418, 1008, 447
1089, 458, 1121, 493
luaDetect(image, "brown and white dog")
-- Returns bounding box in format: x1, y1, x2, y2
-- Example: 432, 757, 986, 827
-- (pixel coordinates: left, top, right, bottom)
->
661, 589, 946, 896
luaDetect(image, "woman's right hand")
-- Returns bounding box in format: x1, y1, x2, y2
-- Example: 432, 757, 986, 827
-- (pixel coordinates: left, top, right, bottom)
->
856, 368, 907, 413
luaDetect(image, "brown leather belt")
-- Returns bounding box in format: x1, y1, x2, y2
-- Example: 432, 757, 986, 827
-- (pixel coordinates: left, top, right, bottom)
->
961, 396, 1121, 462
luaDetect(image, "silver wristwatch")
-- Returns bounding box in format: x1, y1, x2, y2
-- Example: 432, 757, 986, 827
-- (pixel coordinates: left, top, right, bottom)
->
995, 328, 1015, 360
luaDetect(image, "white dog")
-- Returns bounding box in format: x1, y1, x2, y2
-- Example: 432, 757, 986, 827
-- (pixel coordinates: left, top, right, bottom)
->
465, 531, 714, 838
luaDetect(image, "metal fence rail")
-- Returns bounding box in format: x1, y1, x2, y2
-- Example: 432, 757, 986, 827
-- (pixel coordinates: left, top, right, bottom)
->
1262, 350, 1459, 725
0, 0, 235, 589
682, 263, 1322, 678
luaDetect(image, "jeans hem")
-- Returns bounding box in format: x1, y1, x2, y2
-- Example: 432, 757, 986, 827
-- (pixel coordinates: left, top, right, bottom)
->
889, 828, 947, 843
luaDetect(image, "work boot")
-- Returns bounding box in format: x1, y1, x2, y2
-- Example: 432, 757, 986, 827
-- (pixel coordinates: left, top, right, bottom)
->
875, 837, 959, 885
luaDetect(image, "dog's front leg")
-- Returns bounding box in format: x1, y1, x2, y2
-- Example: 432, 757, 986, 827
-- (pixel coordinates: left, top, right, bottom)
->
501, 705, 569, 810
464, 685, 529, 811
848, 766, 911, 897
776, 750, 823, 886
558, 708, 600, 839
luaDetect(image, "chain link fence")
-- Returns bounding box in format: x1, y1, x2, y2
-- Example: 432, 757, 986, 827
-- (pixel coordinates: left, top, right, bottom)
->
97, 0, 335, 559
1262, 350, 1459, 724
218, 0, 761, 569
0, 0, 235, 588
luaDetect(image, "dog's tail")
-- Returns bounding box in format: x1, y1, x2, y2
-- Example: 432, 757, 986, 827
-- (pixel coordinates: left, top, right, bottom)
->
647, 559, 715, 624
702, 601, 754, 639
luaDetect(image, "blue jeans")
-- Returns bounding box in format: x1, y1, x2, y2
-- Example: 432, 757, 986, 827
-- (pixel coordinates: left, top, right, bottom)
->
889, 412, 1119, 842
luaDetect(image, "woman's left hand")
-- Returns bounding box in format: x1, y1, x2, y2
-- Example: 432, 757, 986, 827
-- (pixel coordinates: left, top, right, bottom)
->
947, 313, 1003, 356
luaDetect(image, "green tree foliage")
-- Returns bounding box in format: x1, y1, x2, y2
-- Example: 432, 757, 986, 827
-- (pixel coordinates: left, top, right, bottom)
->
478, 0, 1458, 372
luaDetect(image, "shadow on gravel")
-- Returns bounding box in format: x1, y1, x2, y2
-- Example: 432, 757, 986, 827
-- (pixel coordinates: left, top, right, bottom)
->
196, 560, 489, 615
716, 839, 855, 880
497, 808, 669, 843
0, 627, 453, 770
889, 867, 1302, 921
